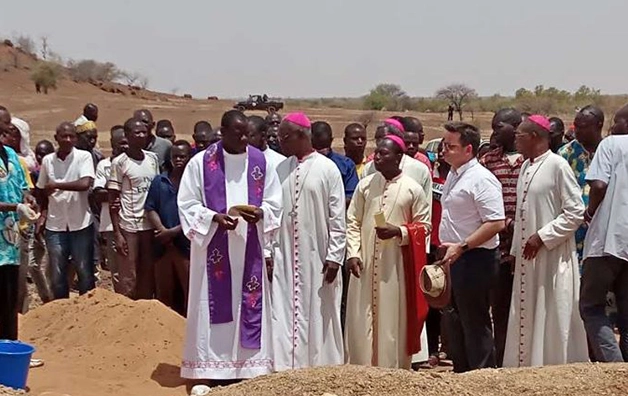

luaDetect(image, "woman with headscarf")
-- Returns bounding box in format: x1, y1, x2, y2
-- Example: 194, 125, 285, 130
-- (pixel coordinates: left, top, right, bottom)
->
7, 118, 37, 173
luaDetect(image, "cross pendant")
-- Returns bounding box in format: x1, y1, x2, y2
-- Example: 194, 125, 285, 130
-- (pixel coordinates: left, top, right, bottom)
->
289, 210, 297, 219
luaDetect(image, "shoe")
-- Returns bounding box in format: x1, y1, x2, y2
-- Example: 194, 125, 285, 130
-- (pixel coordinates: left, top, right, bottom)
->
30, 358, 44, 368
190, 384, 211, 396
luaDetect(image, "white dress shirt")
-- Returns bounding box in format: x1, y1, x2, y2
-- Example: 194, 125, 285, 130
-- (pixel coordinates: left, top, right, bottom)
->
37, 148, 95, 232
439, 158, 505, 249
584, 135, 628, 261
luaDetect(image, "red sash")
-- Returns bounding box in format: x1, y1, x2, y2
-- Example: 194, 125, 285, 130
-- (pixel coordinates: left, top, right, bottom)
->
401, 223, 429, 355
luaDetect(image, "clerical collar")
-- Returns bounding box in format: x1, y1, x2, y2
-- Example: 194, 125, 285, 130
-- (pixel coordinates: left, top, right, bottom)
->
451, 158, 478, 176
297, 150, 317, 163
530, 150, 551, 163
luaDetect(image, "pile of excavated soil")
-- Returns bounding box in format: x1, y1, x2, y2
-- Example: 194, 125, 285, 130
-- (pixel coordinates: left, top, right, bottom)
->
0, 386, 24, 396
19, 289, 188, 396
210, 364, 628, 396
15, 288, 628, 396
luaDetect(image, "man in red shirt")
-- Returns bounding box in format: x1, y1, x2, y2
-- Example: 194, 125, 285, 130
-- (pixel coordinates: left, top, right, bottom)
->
479, 108, 524, 367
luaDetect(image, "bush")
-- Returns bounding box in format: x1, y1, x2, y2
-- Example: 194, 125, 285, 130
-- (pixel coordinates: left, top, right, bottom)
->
31, 61, 61, 94
67, 59, 121, 83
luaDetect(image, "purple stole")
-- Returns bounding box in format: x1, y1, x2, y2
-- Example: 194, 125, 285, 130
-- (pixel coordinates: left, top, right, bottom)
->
202, 142, 266, 349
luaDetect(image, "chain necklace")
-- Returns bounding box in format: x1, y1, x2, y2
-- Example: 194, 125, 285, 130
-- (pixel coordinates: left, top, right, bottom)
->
288, 153, 319, 219
518, 153, 550, 217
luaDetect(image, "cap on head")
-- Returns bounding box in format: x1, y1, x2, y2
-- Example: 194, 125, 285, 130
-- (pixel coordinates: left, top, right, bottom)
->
283, 112, 311, 129
384, 118, 405, 133
384, 135, 407, 153
76, 121, 97, 133
527, 115, 551, 132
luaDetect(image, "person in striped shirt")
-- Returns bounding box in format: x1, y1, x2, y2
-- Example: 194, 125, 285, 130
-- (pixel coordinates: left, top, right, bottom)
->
479, 108, 524, 367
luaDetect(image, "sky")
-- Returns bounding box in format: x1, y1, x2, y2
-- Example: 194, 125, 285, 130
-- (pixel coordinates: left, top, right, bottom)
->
1, 0, 627, 98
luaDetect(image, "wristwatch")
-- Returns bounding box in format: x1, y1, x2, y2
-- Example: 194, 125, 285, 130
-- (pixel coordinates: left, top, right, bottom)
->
461, 241, 470, 252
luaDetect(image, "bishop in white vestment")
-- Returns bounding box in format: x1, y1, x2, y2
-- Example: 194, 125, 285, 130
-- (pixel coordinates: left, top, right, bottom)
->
504, 116, 588, 367
271, 113, 346, 371
178, 112, 282, 380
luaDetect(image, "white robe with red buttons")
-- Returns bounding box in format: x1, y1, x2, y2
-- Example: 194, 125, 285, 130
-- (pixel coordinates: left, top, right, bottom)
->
504, 151, 588, 367
271, 151, 346, 371
345, 172, 431, 369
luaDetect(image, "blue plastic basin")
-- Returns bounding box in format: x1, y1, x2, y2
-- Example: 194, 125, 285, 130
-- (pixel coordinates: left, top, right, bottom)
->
0, 340, 35, 390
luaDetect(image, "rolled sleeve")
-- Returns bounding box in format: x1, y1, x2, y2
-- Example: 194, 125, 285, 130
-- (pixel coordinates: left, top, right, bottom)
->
107, 158, 123, 191
474, 178, 505, 222
586, 138, 613, 184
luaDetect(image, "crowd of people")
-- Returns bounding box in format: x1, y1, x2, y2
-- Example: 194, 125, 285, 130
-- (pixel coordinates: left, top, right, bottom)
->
0, 101, 627, 394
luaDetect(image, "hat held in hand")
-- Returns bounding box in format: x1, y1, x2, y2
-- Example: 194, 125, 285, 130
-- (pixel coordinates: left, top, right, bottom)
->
419, 260, 451, 309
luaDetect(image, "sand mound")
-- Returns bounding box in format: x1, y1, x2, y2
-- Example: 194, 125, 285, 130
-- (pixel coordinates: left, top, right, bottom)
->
20, 289, 187, 396
209, 364, 628, 396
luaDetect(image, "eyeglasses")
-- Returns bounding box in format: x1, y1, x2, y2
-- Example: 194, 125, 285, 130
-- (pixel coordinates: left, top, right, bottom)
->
442, 142, 463, 150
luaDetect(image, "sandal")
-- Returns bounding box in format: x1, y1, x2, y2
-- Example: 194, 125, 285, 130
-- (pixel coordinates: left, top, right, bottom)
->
30, 358, 44, 368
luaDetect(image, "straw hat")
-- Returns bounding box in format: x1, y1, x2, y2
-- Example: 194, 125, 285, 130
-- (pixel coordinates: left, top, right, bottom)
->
419, 261, 451, 309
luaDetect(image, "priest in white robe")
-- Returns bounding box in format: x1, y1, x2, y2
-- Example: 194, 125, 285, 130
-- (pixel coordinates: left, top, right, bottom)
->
271, 112, 346, 371
178, 110, 282, 382
504, 115, 588, 367
345, 136, 431, 369
362, 119, 432, 363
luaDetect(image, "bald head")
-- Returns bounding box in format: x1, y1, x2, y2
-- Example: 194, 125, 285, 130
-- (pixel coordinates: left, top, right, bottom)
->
133, 109, 155, 133
0, 105, 11, 134
311, 121, 333, 150
493, 108, 522, 128
611, 104, 628, 135
83, 103, 98, 122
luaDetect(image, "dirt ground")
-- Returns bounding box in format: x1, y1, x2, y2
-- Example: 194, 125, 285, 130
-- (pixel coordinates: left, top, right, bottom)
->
14, 288, 628, 396
1, 68, 494, 157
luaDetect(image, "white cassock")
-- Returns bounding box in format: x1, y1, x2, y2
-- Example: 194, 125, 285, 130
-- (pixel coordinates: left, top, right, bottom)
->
345, 173, 431, 369
272, 151, 346, 371
364, 155, 432, 363
262, 147, 286, 172
178, 148, 283, 379
504, 150, 589, 367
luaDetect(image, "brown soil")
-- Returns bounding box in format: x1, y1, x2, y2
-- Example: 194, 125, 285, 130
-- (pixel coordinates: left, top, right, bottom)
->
210, 364, 628, 396
20, 289, 187, 396
0, 386, 24, 396
16, 287, 628, 396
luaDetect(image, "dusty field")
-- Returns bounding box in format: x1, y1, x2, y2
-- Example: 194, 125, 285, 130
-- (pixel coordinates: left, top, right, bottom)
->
1, 68, 494, 156
14, 289, 628, 396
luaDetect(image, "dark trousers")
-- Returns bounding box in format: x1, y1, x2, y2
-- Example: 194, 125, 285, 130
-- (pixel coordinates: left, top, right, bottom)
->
490, 261, 514, 367
116, 229, 155, 300
155, 247, 190, 316
426, 308, 441, 355
443, 248, 498, 373
46, 225, 96, 299
0, 265, 19, 340
580, 255, 628, 362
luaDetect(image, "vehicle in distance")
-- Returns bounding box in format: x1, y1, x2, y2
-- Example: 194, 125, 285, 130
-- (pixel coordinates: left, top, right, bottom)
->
234, 94, 284, 113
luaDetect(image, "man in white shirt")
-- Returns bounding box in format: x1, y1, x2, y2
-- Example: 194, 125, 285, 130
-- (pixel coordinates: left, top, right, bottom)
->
580, 105, 628, 362
438, 122, 505, 372
73, 103, 98, 127
93, 126, 128, 293
108, 118, 160, 300
36, 122, 96, 300
134, 109, 172, 170
247, 115, 286, 171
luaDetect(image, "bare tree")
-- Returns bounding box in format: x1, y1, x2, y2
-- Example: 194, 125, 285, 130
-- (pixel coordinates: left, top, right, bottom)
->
120, 71, 141, 86
435, 83, 478, 120
139, 76, 149, 90
357, 111, 376, 128
14, 34, 35, 55
40, 36, 49, 60
170, 87, 180, 95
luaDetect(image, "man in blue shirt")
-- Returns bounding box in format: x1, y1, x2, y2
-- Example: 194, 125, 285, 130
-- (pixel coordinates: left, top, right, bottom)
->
145, 140, 192, 316
311, 121, 358, 207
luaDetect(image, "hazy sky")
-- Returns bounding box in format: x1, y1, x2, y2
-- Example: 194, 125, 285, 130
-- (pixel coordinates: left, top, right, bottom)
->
2, 0, 626, 98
